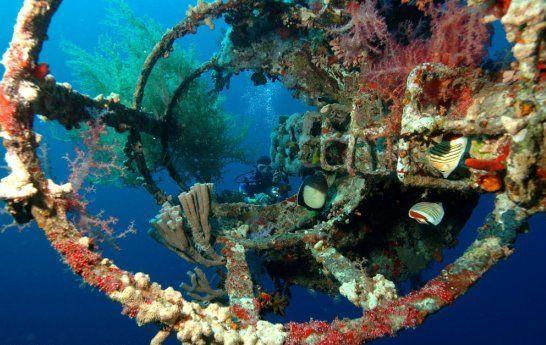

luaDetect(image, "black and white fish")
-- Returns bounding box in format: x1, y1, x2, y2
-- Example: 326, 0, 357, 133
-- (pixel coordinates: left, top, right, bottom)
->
297, 174, 328, 210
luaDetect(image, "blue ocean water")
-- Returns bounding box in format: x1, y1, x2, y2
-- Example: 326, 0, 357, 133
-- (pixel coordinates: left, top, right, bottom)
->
0, 1, 544, 344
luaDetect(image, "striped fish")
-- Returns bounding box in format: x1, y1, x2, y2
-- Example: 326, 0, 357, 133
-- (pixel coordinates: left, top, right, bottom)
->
409, 202, 444, 226
428, 137, 468, 178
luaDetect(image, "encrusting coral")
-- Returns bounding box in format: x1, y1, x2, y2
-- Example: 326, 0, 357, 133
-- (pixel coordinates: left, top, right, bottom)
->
0, 0, 544, 344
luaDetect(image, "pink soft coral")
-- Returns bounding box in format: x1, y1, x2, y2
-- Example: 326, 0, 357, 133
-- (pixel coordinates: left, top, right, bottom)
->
330, 0, 389, 67
63, 120, 132, 243
428, 0, 489, 68
353, 0, 489, 162
362, 0, 488, 90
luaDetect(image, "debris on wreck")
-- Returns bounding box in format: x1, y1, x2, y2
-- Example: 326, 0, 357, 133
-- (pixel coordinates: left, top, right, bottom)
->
0, 0, 544, 344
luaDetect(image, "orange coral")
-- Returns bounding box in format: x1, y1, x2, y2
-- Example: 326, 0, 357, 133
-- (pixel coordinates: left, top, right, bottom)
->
488, 0, 511, 17
477, 174, 503, 192
466, 158, 506, 171
0, 86, 17, 132
465, 143, 510, 172
402, 0, 435, 15
32, 62, 49, 79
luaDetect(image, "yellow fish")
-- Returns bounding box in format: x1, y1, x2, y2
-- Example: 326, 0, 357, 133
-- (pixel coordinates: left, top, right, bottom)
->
311, 146, 320, 165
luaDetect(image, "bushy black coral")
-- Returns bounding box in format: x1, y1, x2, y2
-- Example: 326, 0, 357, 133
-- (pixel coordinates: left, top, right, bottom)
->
62, 0, 247, 186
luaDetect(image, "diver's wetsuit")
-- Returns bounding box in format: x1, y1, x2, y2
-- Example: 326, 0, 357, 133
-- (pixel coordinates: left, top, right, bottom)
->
239, 156, 291, 203
240, 170, 273, 196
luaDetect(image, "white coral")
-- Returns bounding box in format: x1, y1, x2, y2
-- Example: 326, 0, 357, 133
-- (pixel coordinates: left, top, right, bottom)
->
255, 321, 286, 345
134, 272, 151, 289
0, 150, 37, 200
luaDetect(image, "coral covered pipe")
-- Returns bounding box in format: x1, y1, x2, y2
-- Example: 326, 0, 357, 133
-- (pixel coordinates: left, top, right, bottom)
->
0, 1, 60, 133
0, 0, 184, 331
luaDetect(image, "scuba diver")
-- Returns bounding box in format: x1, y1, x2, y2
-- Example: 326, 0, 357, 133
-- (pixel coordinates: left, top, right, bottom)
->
236, 156, 290, 204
